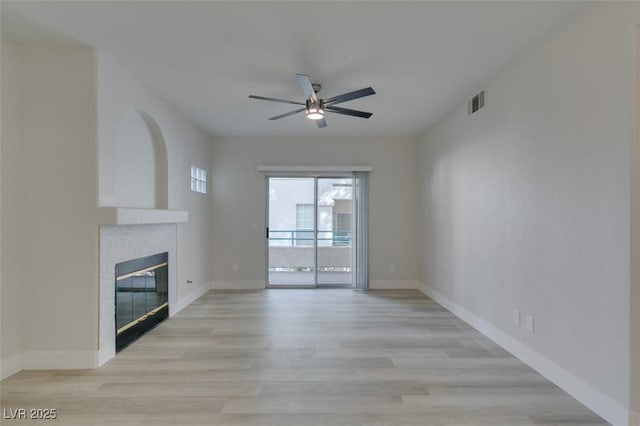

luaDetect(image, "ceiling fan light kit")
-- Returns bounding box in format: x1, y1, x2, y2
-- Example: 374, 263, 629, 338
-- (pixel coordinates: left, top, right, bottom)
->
249, 73, 375, 128
305, 100, 325, 120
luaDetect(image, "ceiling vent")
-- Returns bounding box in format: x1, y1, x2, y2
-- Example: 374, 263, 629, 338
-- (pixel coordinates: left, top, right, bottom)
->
468, 90, 485, 115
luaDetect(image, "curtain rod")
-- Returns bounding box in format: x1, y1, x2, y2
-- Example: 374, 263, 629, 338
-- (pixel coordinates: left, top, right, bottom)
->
257, 165, 373, 172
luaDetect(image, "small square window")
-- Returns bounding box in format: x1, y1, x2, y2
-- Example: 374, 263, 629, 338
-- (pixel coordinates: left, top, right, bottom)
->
190, 166, 207, 194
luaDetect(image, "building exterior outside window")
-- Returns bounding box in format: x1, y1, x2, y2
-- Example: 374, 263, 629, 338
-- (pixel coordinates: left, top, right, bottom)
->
269, 178, 352, 247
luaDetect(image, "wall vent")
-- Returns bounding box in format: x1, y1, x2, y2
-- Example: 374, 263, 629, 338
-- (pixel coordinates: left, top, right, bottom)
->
468, 90, 485, 115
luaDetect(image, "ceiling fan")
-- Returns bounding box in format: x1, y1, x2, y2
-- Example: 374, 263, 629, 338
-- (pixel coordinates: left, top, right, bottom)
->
249, 74, 375, 128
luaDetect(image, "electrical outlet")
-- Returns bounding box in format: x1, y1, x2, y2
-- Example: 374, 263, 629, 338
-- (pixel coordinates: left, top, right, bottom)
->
389, 264, 396, 273
526, 315, 535, 333
186, 280, 193, 284
512, 309, 521, 325
232, 262, 239, 271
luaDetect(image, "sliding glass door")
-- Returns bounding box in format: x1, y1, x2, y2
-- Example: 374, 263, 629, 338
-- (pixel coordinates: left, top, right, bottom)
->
267, 176, 353, 288
267, 177, 316, 287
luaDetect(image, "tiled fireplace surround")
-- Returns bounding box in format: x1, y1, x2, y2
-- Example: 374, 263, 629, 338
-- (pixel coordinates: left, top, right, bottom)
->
98, 223, 177, 365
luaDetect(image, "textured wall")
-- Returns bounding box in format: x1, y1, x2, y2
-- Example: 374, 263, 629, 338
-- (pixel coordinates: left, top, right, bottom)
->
419, 2, 637, 416
21, 45, 98, 357
210, 136, 420, 288
1, 37, 25, 378
97, 53, 212, 306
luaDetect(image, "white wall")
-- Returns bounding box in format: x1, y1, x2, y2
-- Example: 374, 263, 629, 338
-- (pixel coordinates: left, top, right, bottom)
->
1, 37, 25, 378
631, 24, 640, 426
418, 3, 638, 425
114, 110, 158, 208
21, 45, 98, 365
97, 53, 213, 303
211, 136, 420, 289
0, 42, 213, 376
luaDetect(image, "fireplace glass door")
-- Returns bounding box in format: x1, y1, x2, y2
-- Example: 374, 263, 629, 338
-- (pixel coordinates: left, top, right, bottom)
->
115, 252, 169, 351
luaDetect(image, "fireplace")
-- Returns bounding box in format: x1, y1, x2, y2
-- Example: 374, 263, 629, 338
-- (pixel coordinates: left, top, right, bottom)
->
115, 252, 169, 351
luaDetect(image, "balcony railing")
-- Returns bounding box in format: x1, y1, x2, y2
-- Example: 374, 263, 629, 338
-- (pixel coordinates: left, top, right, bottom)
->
268, 229, 352, 246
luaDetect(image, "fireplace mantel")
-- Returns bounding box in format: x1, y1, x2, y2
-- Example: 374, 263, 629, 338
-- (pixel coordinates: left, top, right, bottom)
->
98, 207, 188, 226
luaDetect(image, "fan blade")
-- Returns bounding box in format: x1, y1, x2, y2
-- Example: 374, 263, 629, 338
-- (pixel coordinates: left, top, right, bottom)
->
316, 118, 327, 128
324, 87, 376, 105
326, 105, 372, 119
268, 108, 306, 120
249, 95, 304, 105
296, 74, 318, 103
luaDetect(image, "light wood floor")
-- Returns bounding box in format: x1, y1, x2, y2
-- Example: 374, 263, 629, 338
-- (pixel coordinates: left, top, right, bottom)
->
1, 290, 608, 425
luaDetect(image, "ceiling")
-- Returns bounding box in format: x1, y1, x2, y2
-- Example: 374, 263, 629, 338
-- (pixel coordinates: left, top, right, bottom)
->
2, 1, 584, 137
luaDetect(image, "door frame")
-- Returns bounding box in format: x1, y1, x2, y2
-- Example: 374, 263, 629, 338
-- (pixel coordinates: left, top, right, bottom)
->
265, 173, 355, 289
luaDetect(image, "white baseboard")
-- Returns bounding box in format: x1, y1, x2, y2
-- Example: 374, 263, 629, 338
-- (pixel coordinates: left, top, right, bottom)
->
171, 283, 210, 316
209, 280, 419, 290
211, 280, 265, 290
1, 353, 24, 380
369, 280, 420, 290
418, 283, 628, 426
23, 351, 98, 370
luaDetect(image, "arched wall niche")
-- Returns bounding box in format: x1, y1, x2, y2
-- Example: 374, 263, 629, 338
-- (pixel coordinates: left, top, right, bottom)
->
114, 109, 168, 209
